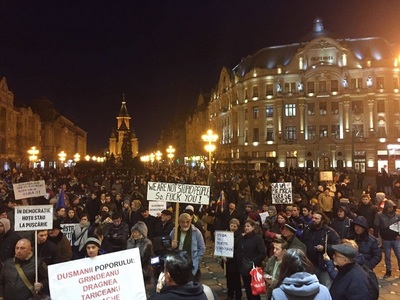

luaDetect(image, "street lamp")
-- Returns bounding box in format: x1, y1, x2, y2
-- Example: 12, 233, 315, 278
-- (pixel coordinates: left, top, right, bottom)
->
85, 155, 91, 161
202, 129, 218, 175
58, 151, 67, 169
73, 153, 80, 163
155, 150, 162, 166
27, 146, 39, 168
166, 145, 175, 164
149, 153, 155, 165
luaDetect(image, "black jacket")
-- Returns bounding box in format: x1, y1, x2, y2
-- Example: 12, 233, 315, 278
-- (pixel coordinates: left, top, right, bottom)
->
153, 282, 207, 300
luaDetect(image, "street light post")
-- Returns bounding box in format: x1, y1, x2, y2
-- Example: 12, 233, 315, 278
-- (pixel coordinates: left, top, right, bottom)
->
202, 129, 218, 178
155, 150, 162, 167
27, 146, 39, 168
166, 145, 175, 165
58, 151, 66, 169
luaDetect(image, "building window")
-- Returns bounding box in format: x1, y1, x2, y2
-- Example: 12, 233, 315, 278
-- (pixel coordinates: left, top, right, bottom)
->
331, 102, 339, 114
331, 80, 338, 92
266, 105, 273, 117
319, 102, 327, 115
377, 77, 384, 89
350, 78, 363, 89
284, 82, 296, 93
252, 151, 260, 158
319, 81, 326, 92
245, 108, 248, 120
377, 101, 385, 113
320, 125, 328, 137
308, 103, 315, 116
331, 125, 340, 138
308, 125, 316, 140
245, 89, 248, 100
285, 104, 296, 117
266, 128, 274, 142
253, 86, 259, 98
285, 126, 297, 140
253, 107, 259, 119
253, 128, 259, 142
266, 151, 276, 157
266, 84, 273, 96
307, 81, 315, 93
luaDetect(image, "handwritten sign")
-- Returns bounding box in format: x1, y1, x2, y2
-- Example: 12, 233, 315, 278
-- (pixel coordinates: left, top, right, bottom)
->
148, 201, 167, 217
271, 182, 293, 204
48, 248, 146, 300
214, 230, 234, 258
147, 182, 210, 205
13, 180, 47, 200
14, 205, 53, 231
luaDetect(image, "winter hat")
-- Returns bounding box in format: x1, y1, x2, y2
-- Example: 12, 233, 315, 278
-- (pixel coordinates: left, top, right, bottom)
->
351, 216, 368, 230
267, 206, 277, 213
0, 218, 10, 233
245, 202, 253, 208
131, 221, 148, 237
376, 192, 386, 203
85, 237, 101, 248
123, 199, 131, 205
332, 243, 358, 258
185, 205, 194, 212
284, 222, 297, 234
248, 212, 259, 222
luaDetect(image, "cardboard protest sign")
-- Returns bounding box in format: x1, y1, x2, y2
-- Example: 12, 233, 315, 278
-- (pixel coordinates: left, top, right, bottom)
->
14, 205, 53, 231
148, 201, 167, 217
48, 248, 146, 300
60, 223, 79, 245
147, 182, 210, 205
214, 230, 234, 258
319, 171, 333, 181
271, 182, 293, 204
13, 180, 47, 200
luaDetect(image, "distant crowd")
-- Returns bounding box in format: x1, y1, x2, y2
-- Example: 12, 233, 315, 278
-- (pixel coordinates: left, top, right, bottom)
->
0, 165, 399, 299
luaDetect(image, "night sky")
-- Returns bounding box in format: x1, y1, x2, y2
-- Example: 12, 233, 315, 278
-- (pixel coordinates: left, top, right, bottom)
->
1, 0, 400, 154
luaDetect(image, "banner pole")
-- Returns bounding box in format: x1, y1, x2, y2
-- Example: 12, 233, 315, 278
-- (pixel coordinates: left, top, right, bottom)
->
35, 230, 38, 283
174, 202, 179, 242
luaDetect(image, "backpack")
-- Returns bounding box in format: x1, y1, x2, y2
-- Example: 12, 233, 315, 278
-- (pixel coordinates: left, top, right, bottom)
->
361, 264, 379, 300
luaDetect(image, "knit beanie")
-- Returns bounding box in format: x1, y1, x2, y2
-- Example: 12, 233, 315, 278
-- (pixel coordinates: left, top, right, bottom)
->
85, 237, 101, 248
131, 221, 148, 237
376, 192, 386, 203
268, 206, 277, 214
0, 218, 10, 234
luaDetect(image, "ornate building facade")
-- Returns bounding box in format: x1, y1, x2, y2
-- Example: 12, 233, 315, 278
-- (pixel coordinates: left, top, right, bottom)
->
190, 19, 400, 174
0, 77, 87, 170
109, 97, 139, 158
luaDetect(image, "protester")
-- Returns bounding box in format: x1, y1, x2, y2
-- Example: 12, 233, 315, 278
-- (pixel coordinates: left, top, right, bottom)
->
153, 250, 207, 299
72, 213, 91, 259
170, 213, 206, 282
48, 219, 72, 262
0, 218, 20, 272
271, 248, 331, 300
85, 236, 102, 257
264, 238, 288, 299
0, 239, 49, 299
237, 219, 266, 300
36, 229, 61, 265
103, 212, 130, 252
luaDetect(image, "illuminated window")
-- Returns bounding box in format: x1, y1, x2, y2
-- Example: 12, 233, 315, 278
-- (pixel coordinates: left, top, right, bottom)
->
252, 151, 259, 158
308, 103, 315, 116
285, 104, 296, 117
285, 126, 297, 140
307, 126, 316, 140
266, 105, 273, 117
320, 125, 328, 137
331, 125, 340, 138
253, 107, 259, 119
266, 128, 274, 142
331, 102, 339, 115
319, 102, 327, 115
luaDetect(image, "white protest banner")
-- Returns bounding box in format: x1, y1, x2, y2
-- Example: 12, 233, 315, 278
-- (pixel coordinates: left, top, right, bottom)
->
14, 205, 53, 231
149, 201, 167, 217
214, 230, 234, 258
60, 223, 78, 245
259, 211, 269, 225
271, 182, 293, 204
13, 180, 46, 200
389, 221, 400, 233
147, 182, 210, 205
48, 248, 146, 300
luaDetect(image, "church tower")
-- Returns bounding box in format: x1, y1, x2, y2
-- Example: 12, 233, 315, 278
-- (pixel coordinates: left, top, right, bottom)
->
109, 95, 139, 158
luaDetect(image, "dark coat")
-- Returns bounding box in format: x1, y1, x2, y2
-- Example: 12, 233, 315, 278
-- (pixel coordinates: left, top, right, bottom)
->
373, 200, 400, 240
237, 231, 266, 268
153, 282, 207, 300
103, 222, 130, 252
356, 202, 377, 229
37, 240, 62, 265
0, 231, 20, 266
330, 262, 371, 300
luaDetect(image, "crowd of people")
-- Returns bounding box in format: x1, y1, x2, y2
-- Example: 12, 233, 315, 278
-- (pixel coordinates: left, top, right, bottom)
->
0, 165, 399, 299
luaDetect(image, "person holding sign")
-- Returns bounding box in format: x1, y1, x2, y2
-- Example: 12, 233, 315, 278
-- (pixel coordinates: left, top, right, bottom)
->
170, 213, 205, 282
0, 239, 49, 300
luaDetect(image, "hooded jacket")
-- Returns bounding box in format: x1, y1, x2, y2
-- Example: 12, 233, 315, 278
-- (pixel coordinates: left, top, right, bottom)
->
351, 216, 382, 269
271, 272, 331, 300
0, 219, 20, 267
373, 200, 400, 240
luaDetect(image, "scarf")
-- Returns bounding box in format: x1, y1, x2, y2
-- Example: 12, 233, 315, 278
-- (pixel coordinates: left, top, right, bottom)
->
177, 226, 192, 257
